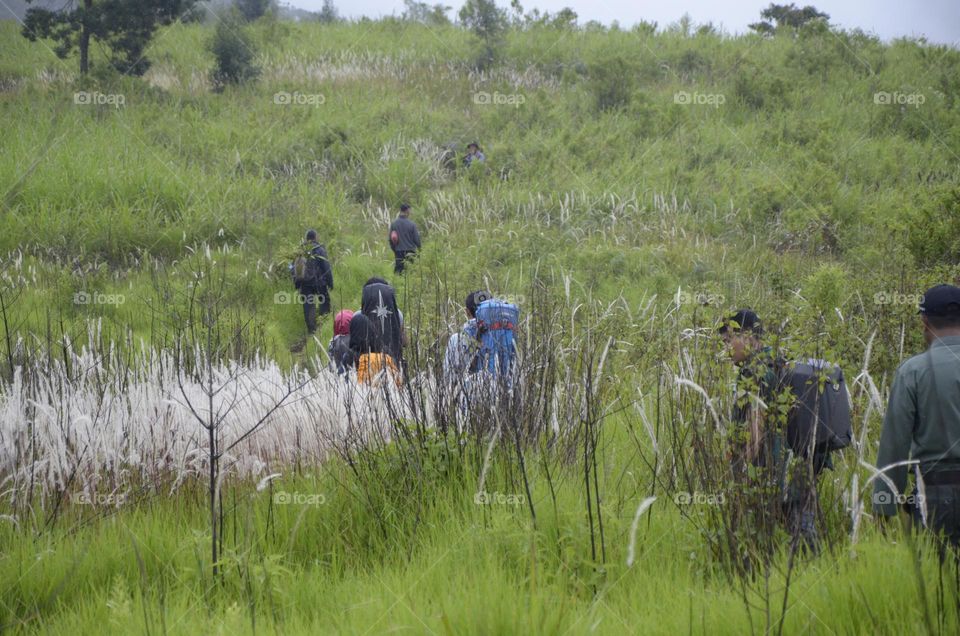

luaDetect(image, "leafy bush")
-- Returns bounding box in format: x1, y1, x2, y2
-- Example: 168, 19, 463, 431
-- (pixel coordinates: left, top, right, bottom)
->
802, 263, 847, 318
907, 186, 960, 266
209, 15, 260, 88
588, 56, 636, 112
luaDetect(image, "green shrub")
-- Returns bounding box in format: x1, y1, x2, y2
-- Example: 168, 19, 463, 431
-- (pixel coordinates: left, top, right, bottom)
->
588, 57, 636, 112
907, 186, 960, 266
209, 16, 260, 88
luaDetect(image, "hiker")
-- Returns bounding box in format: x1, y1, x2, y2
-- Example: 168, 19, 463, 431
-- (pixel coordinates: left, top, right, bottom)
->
388, 203, 421, 274
290, 229, 333, 334
463, 142, 485, 167
720, 309, 849, 555
346, 312, 401, 387
443, 290, 491, 379
360, 277, 405, 367
328, 310, 354, 374
473, 295, 520, 381
874, 284, 960, 548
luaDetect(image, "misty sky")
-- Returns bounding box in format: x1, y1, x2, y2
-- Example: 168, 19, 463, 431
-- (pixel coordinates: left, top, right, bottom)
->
287, 0, 960, 46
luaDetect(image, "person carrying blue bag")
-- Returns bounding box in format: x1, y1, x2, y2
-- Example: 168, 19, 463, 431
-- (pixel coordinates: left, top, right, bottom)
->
444, 291, 520, 411
471, 297, 519, 381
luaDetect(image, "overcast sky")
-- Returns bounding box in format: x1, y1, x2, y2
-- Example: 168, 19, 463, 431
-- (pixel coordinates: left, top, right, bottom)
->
287, 0, 959, 45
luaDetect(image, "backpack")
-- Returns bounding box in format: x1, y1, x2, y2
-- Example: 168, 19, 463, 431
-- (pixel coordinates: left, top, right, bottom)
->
292, 248, 324, 285
357, 352, 401, 387
472, 300, 519, 377
779, 358, 853, 456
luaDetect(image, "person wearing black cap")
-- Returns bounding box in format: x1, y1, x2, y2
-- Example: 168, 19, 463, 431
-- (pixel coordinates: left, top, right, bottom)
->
444, 290, 491, 379
719, 309, 776, 463
875, 284, 960, 547
388, 203, 421, 274
720, 309, 821, 553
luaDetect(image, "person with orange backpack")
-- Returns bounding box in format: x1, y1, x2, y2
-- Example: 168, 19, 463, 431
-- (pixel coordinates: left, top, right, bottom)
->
345, 313, 402, 388
388, 203, 421, 274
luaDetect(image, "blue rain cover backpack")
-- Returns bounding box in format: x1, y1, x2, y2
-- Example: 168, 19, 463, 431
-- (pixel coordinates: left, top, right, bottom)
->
472, 300, 519, 377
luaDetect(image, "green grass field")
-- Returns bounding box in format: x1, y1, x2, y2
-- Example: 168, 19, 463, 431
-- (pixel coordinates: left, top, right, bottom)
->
1, 10, 960, 634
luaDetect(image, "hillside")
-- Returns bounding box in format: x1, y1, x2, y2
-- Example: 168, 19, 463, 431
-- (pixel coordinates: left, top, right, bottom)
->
1, 14, 960, 634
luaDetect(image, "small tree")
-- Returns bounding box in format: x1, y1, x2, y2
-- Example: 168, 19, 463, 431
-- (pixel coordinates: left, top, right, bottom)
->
235, 0, 272, 22
458, 0, 507, 69
749, 3, 829, 35
166, 250, 307, 580
589, 57, 635, 112
21, 0, 198, 76
209, 14, 259, 88
316, 0, 340, 24
402, 0, 451, 26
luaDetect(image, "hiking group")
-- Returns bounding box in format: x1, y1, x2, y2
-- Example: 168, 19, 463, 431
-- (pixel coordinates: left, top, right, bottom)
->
288, 212, 960, 552
719, 284, 960, 554
289, 205, 518, 392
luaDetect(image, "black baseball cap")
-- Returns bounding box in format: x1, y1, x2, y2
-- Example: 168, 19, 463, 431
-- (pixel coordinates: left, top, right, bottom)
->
919, 284, 960, 316
465, 290, 491, 316
718, 309, 763, 335
400, 203, 411, 212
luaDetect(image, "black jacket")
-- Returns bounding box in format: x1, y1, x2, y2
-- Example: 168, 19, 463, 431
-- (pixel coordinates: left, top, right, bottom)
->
360, 282, 404, 363
388, 217, 421, 253
297, 242, 333, 292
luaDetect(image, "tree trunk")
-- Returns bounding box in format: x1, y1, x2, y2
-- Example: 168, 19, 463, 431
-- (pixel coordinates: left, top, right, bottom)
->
79, 0, 92, 75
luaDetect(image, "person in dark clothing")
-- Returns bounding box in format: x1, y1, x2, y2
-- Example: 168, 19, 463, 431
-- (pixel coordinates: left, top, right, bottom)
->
328, 310, 354, 374
292, 229, 333, 334
875, 284, 960, 549
344, 312, 375, 369
720, 309, 821, 554
360, 277, 405, 366
388, 204, 421, 274
344, 312, 402, 386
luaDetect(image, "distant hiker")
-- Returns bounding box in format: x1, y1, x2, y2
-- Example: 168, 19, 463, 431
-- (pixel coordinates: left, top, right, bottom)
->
360, 277, 405, 366
347, 312, 401, 387
875, 284, 960, 548
720, 309, 851, 555
290, 229, 333, 334
328, 310, 354, 374
463, 142, 485, 167
388, 204, 421, 274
